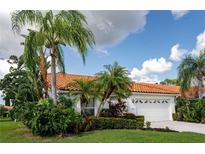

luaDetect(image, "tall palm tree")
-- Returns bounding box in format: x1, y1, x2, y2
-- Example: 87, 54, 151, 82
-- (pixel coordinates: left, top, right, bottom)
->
69, 79, 100, 117
12, 10, 95, 104
95, 62, 131, 117
178, 51, 205, 99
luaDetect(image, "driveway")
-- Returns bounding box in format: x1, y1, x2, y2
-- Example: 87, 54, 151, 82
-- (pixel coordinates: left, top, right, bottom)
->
151, 121, 205, 134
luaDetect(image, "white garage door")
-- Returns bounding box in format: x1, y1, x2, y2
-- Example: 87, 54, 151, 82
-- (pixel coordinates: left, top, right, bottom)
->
135, 101, 171, 121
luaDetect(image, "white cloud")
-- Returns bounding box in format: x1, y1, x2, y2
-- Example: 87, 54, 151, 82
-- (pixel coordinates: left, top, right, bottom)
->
171, 10, 189, 19
82, 11, 148, 50
0, 58, 10, 79
129, 57, 172, 83
170, 30, 205, 60
169, 44, 187, 61
0, 10, 149, 58
0, 11, 23, 59
191, 30, 205, 56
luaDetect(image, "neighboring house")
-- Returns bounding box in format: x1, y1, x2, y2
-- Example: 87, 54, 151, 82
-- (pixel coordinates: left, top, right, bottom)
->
0, 105, 14, 110
47, 73, 180, 121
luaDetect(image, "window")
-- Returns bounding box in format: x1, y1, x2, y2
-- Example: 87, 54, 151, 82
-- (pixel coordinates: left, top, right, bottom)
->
84, 98, 95, 116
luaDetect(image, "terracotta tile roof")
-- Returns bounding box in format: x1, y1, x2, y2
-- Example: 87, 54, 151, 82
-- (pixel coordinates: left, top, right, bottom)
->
47, 73, 180, 94
131, 82, 180, 94
47, 73, 96, 90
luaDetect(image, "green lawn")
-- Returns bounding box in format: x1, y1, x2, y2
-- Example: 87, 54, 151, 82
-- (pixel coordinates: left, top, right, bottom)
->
1, 118, 205, 143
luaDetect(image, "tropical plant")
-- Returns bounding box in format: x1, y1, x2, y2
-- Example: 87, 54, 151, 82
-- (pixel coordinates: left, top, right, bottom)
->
178, 51, 205, 99
21, 30, 50, 98
107, 99, 127, 117
11, 10, 95, 104
95, 62, 132, 117
69, 79, 100, 117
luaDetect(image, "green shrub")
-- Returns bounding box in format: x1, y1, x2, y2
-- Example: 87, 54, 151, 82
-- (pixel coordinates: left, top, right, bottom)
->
9, 109, 15, 120
99, 109, 110, 117
136, 115, 145, 122
89, 117, 144, 130
122, 113, 136, 119
0, 108, 9, 117
21, 102, 37, 128
145, 121, 151, 129
172, 113, 178, 121
31, 102, 83, 136
193, 99, 205, 123
58, 95, 74, 109
122, 113, 144, 123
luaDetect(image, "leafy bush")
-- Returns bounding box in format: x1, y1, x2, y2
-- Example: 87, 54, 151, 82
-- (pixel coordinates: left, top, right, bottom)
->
9, 109, 15, 120
172, 113, 178, 121
58, 95, 74, 109
20, 102, 37, 128
31, 101, 83, 136
175, 97, 205, 123
145, 121, 151, 129
193, 99, 205, 123
89, 117, 144, 130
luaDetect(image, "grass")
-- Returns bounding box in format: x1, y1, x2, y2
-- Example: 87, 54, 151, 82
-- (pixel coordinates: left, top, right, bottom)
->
1, 118, 205, 143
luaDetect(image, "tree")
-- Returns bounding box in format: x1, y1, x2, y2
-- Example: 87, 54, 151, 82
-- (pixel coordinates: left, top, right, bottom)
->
69, 79, 100, 117
22, 30, 50, 98
11, 10, 95, 104
178, 51, 205, 99
160, 78, 179, 86
0, 55, 39, 105
95, 62, 131, 117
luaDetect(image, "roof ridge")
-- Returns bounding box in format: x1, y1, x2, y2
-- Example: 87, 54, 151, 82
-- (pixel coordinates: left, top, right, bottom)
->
135, 82, 179, 93
48, 73, 96, 77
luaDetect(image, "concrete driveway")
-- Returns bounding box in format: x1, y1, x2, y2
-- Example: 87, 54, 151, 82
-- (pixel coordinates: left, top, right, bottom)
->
151, 121, 205, 134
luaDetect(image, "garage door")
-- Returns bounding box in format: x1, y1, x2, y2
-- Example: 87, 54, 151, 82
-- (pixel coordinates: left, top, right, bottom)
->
135, 101, 171, 121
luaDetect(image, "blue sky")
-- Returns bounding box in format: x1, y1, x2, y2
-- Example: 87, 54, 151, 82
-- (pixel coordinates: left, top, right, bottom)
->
1, 10, 205, 104
61, 10, 205, 82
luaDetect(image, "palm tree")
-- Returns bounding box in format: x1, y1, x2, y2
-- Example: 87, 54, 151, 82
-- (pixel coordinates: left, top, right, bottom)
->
69, 80, 100, 117
11, 10, 95, 104
178, 51, 205, 99
95, 62, 131, 117
22, 30, 51, 98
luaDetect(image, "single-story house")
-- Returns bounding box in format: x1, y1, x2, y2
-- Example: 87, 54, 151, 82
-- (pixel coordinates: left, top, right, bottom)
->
47, 73, 182, 121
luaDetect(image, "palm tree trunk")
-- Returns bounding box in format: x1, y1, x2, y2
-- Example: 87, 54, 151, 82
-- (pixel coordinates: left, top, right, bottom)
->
39, 49, 48, 98
51, 46, 57, 104
198, 79, 203, 99
96, 89, 114, 117
96, 100, 105, 117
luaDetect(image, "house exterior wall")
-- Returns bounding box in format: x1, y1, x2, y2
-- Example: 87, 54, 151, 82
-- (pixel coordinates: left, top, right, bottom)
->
56, 90, 177, 121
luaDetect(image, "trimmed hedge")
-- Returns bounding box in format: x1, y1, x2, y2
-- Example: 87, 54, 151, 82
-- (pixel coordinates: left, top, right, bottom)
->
172, 113, 178, 121
122, 113, 144, 122
90, 117, 144, 130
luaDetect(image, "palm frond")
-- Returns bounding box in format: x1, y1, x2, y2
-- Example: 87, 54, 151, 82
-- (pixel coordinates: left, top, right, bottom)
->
11, 10, 43, 33
56, 45, 65, 73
